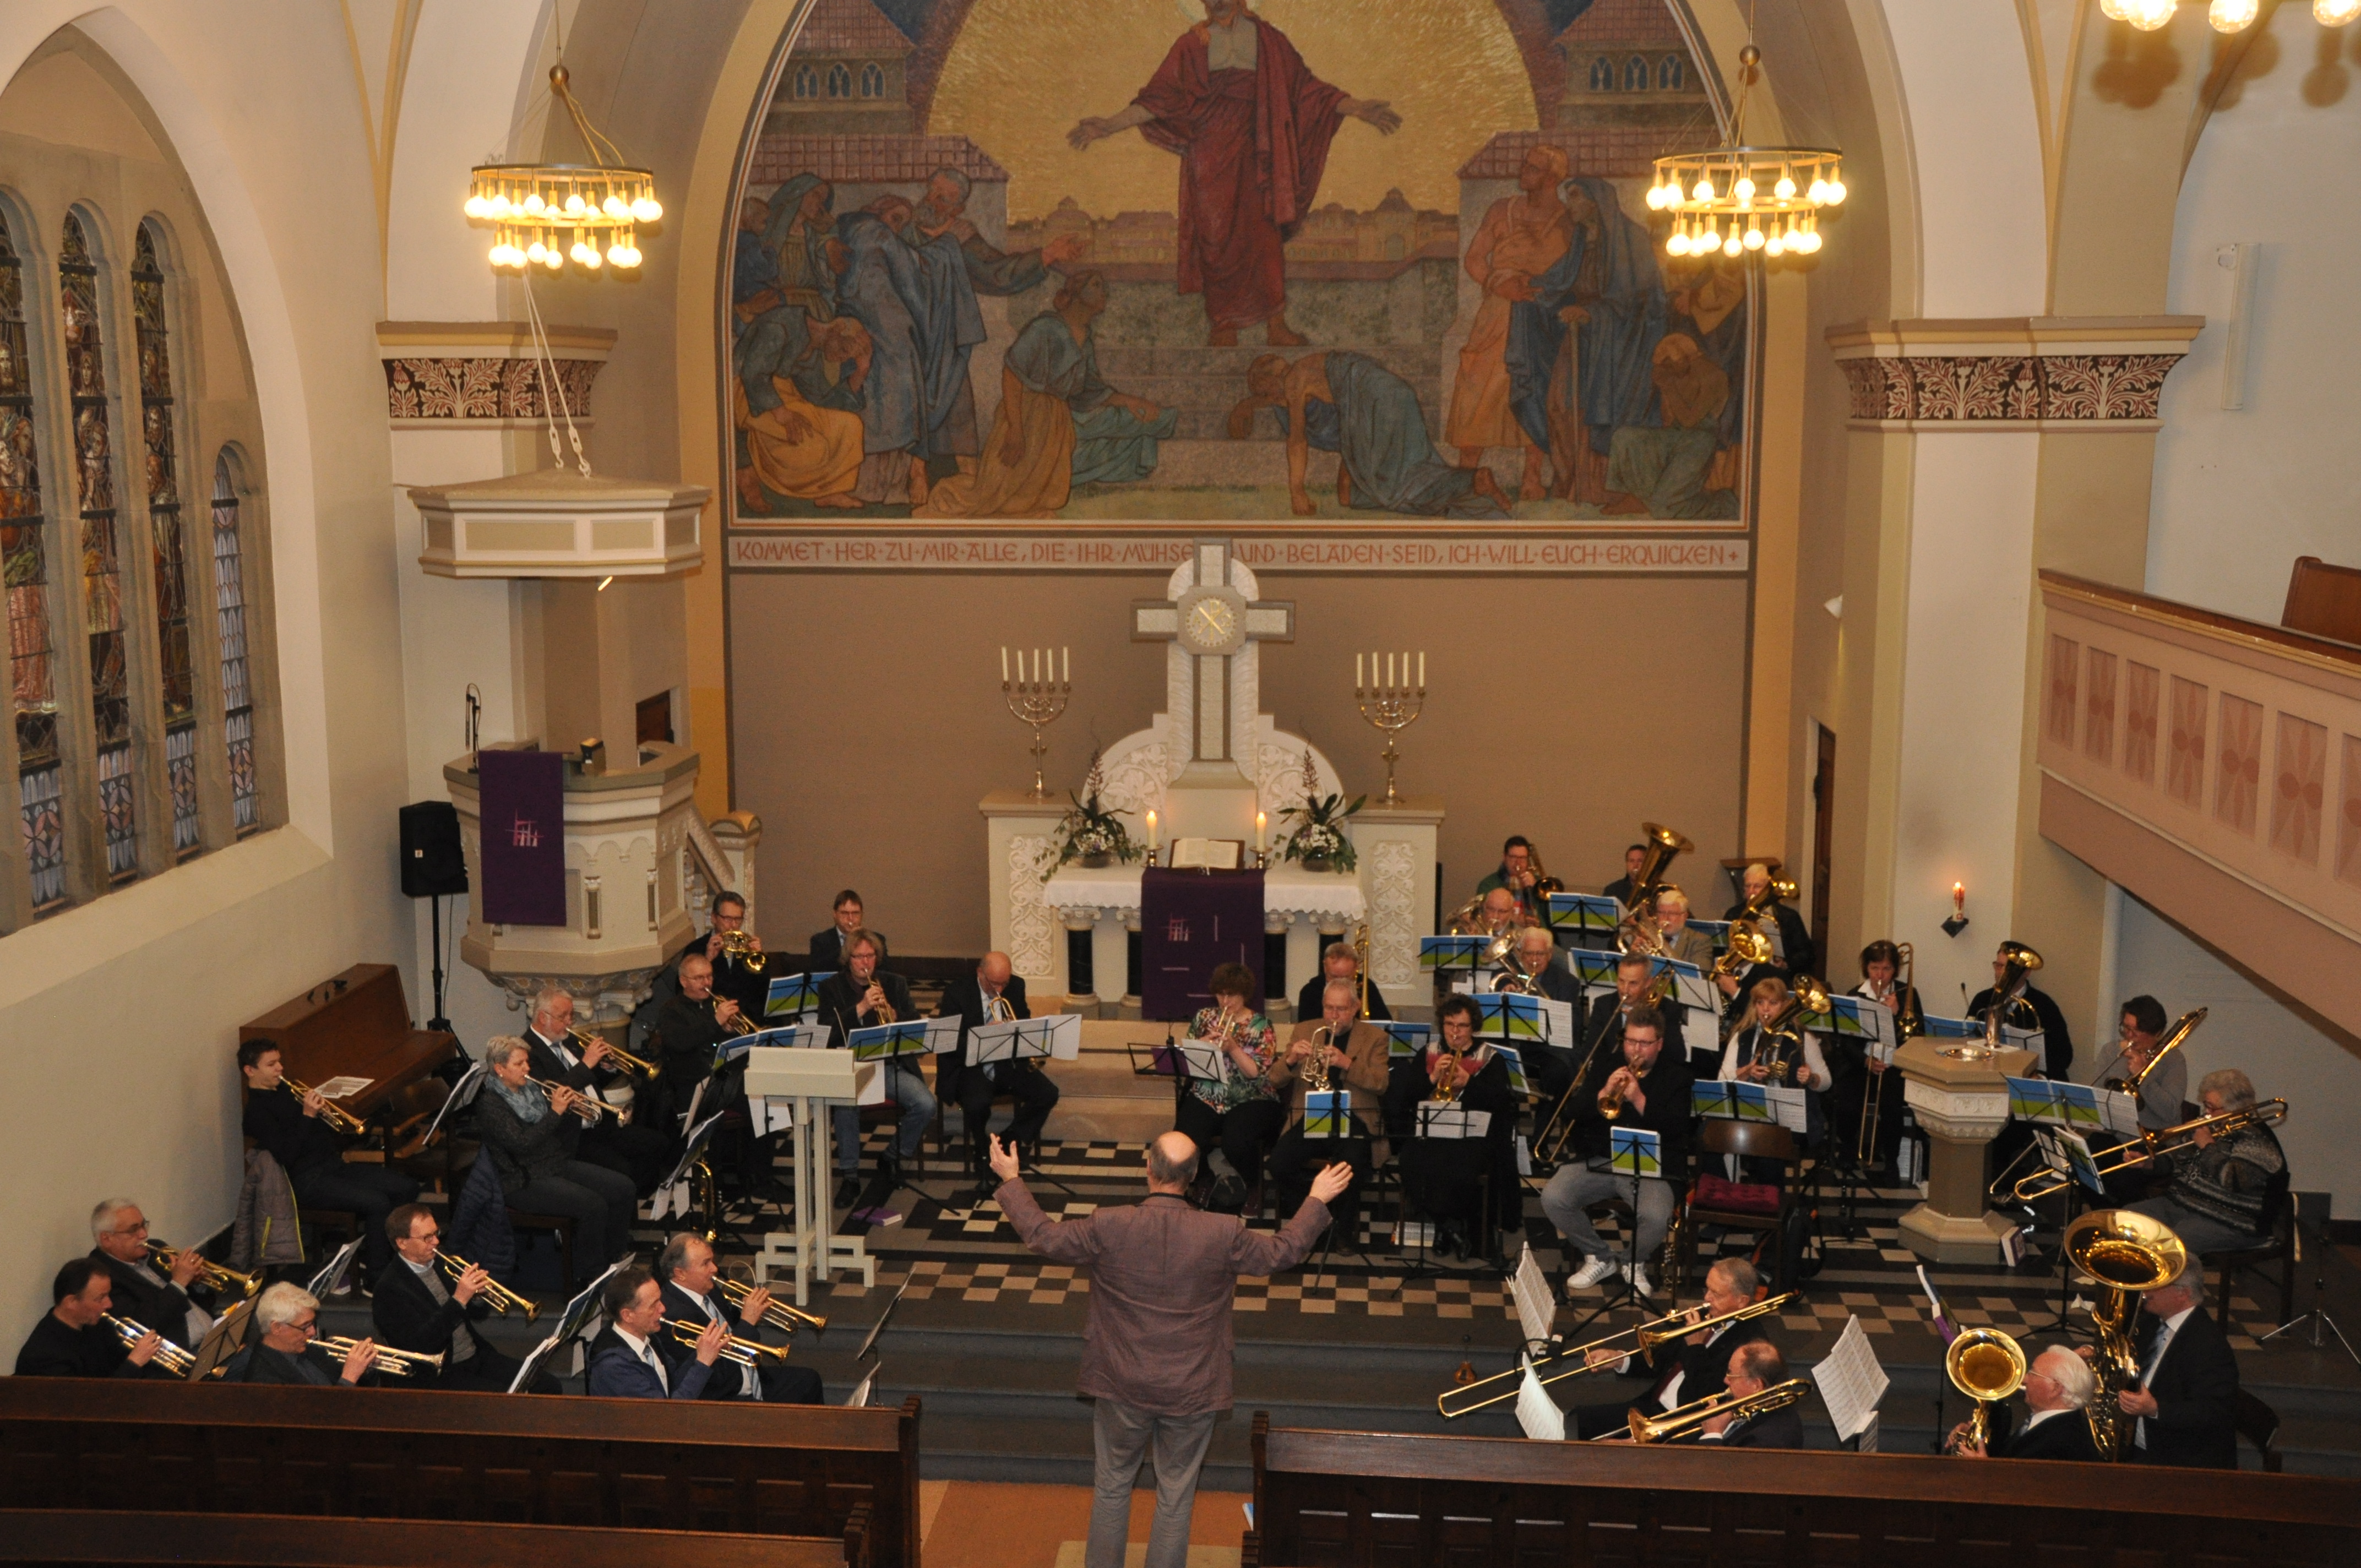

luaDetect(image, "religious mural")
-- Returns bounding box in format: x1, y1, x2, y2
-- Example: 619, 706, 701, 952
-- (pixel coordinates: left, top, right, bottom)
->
727, 0, 1750, 525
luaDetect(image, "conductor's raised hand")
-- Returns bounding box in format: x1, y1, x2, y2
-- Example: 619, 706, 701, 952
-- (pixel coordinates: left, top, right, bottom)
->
1307, 1159, 1353, 1208
987, 1134, 1022, 1184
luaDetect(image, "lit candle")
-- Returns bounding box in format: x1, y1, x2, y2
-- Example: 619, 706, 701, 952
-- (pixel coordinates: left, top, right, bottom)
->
1062, 646, 1069, 684
1418, 651, 1425, 688
1256, 810, 1267, 851
1356, 652, 1363, 689
1953, 882, 1966, 918
1146, 809, 1158, 854
1000, 646, 1009, 683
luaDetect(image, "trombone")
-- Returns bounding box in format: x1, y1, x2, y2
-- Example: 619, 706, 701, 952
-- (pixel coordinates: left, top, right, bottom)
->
1619, 1377, 1814, 1444
531, 1076, 617, 1121
2101, 1006, 2206, 1104
145, 1240, 260, 1299
569, 1023, 661, 1080
310, 1337, 444, 1376
434, 1251, 540, 1320
281, 1077, 365, 1135
2007, 1098, 2287, 1202
104, 1314, 197, 1376
1437, 1292, 1797, 1418
665, 1317, 795, 1368
718, 1275, 827, 1333
1854, 941, 1921, 1167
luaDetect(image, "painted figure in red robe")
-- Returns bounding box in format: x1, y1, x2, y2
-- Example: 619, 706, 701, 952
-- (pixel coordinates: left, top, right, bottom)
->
1068, 1, 1401, 348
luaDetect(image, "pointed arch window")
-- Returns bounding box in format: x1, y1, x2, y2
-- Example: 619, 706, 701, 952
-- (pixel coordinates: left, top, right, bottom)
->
1588, 56, 1614, 91
132, 224, 197, 857
1624, 54, 1649, 91
826, 63, 852, 99
1658, 54, 1685, 91
794, 64, 818, 99
859, 62, 885, 99
210, 453, 257, 834
61, 213, 138, 882
0, 213, 64, 909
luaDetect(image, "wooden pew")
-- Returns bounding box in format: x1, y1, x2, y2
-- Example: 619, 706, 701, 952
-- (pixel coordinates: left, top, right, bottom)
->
0, 1382, 919, 1568
1244, 1415, 2361, 1567
0, 1507, 869, 1568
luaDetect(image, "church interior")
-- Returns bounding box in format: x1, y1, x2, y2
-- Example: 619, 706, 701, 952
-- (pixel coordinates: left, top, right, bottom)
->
4, 1, 2361, 1563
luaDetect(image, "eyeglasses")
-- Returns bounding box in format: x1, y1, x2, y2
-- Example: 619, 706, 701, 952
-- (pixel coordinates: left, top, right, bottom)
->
287, 1316, 318, 1337
112, 1220, 151, 1235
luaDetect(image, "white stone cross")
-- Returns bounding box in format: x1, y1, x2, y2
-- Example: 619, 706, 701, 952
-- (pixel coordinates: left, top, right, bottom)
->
1131, 539, 1294, 770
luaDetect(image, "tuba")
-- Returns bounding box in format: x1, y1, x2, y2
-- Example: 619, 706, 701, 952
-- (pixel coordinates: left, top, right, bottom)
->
2065, 1208, 2188, 1462
1943, 1327, 2027, 1454
1981, 941, 2044, 1052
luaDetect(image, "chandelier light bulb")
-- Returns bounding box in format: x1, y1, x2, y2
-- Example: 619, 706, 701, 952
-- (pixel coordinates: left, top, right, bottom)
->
1734, 176, 1756, 202
1775, 174, 1797, 200
2210, 0, 2259, 27
2127, 0, 2177, 28
1825, 178, 1847, 205
1666, 231, 1691, 257
1721, 234, 1742, 258
525, 239, 547, 264
489, 194, 512, 219
564, 193, 587, 217
1743, 225, 1765, 251
632, 197, 662, 223
2101, 0, 2131, 15
1691, 177, 1713, 202
603, 194, 628, 218
2316, 0, 2361, 20
543, 248, 563, 271
523, 192, 546, 216
1765, 232, 1787, 257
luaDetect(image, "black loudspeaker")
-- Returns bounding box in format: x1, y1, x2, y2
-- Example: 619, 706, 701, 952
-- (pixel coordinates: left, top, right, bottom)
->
399, 801, 468, 897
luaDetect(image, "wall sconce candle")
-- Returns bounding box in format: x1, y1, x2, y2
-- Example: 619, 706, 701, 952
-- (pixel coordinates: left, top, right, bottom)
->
1942, 881, 1970, 938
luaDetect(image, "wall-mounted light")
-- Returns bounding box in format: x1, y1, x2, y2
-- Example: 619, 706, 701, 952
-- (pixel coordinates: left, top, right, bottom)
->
596, 575, 615, 592
1942, 881, 1970, 938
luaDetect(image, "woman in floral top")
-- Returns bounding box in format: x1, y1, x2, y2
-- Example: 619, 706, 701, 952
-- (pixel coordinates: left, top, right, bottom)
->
1174, 961, 1284, 1199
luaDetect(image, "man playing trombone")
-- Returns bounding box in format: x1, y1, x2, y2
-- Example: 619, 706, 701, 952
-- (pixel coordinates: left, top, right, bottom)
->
373, 1204, 556, 1393
656, 1233, 823, 1404
1691, 1342, 1804, 1447
86, 1199, 216, 1349
1568, 1258, 1774, 1438
522, 985, 673, 1194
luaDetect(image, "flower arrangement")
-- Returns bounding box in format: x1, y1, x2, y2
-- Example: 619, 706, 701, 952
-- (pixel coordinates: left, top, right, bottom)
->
1279, 750, 1363, 873
1048, 750, 1141, 875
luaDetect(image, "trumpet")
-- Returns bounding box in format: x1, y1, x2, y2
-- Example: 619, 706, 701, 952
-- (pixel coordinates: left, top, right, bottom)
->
717, 1275, 827, 1333
531, 1076, 616, 1121
720, 929, 770, 974
2007, 1098, 2287, 1202
104, 1314, 197, 1376
569, 1023, 661, 1080
1622, 1377, 1813, 1444
1596, 1067, 1629, 1121
1436, 1291, 1797, 1418
281, 1077, 365, 1135
145, 1240, 260, 1299
434, 1251, 539, 1320
665, 1317, 795, 1368
859, 974, 899, 1025
310, 1336, 443, 1376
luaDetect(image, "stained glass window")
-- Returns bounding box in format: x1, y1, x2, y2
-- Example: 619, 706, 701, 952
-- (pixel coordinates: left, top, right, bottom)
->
211, 453, 257, 834
133, 225, 197, 856
0, 212, 65, 908
61, 213, 138, 881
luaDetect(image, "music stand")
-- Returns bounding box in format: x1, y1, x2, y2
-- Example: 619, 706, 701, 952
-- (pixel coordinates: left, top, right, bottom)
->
1560, 1126, 1661, 1341
744, 1046, 878, 1307
189, 1297, 254, 1380
510, 1259, 623, 1392
304, 1240, 362, 1302
2021, 1123, 2107, 1336
1399, 1100, 1495, 1282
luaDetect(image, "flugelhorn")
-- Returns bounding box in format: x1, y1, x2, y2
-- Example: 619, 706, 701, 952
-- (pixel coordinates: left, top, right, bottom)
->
2008, 1098, 2286, 1203
531, 1076, 616, 1121
718, 1275, 826, 1333
1622, 1377, 1813, 1444
281, 1077, 365, 1135
435, 1251, 539, 1320
103, 1314, 197, 1376
664, 1317, 795, 1367
310, 1337, 443, 1376
720, 930, 770, 973
1943, 1327, 2026, 1455
568, 1022, 661, 1080
1437, 1292, 1797, 1418
145, 1240, 260, 1299
1302, 1023, 1336, 1094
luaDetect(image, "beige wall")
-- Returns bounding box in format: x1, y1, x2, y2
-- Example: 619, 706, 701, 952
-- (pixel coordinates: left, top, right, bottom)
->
728, 571, 1752, 954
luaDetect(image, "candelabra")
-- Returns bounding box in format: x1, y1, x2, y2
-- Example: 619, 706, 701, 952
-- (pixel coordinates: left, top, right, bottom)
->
1002, 645, 1070, 801
1354, 650, 1426, 806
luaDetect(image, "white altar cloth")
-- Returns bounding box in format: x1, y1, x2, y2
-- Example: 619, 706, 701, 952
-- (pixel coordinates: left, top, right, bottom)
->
1042, 862, 1367, 928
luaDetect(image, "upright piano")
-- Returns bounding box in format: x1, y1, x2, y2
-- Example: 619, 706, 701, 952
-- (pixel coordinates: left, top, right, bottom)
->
237, 964, 459, 1132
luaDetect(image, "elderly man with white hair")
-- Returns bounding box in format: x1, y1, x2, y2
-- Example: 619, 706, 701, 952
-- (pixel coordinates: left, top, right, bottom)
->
520, 984, 672, 1193
2129, 1068, 2288, 1256
221, 1283, 376, 1386
86, 1197, 214, 1348
1721, 862, 1813, 980
1949, 1344, 2100, 1461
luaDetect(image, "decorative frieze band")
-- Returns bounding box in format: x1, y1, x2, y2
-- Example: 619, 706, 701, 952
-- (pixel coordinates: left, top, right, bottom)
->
374, 321, 617, 428
1826, 315, 2205, 431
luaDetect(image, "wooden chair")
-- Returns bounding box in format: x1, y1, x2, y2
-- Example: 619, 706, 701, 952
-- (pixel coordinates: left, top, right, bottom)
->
504, 1209, 575, 1287
2207, 1170, 2297, 1330
2236, 1388, 2284, 1474
1680, 1119, 1801, 1289
2282, 554, 2361, 645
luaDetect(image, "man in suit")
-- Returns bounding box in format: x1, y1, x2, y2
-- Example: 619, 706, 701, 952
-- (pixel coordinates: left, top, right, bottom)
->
586, 1267, 726, 1399
1966, 940, 2075, 1080
808, 888, 879, 971
86, 1198, 214, 1349
1264, 979, 1391, 1241
1722, 863, 1814, 983
1499, 925, 1584, 1103
1652, 889, 1716, 970
934, 951, 1060, 1185
684, 891, 770, 1012
655, 1232, 823, 1403
1602, 842, 1647, 910
522, 986, 673, 1193
1290, 940, 1393, 1025
2119, 1262, 2240, 1468
1570, 1259, 1771, 1438
1950, 1344, 2101, 1461
221, 1282, 375, 1385
994, 1131, 1348, 1568
373, 1203, 552, 1393
817, 928, 933, 1199
14, 1258, 172, 1378
1698, 1340, 1805, 1447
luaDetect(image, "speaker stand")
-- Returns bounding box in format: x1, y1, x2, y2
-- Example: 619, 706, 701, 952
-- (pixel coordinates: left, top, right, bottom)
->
426, 893, 453, 1034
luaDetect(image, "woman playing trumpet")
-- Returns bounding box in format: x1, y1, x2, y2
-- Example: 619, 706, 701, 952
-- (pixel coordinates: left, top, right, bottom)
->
1172, 962, 1283, 1207
817, 929, 935, 1201
476, 1037, 639, 1288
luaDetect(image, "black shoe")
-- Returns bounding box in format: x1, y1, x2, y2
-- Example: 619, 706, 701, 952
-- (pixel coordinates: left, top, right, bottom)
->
835, 1174, 862, 1206
877, 1151, 901, 1188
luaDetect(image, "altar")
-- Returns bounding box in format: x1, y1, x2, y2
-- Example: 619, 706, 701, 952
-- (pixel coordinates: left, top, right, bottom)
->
980, 540, 1443, 1020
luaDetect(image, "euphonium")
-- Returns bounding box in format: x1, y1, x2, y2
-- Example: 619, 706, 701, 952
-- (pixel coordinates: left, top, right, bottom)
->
1710, 919, 1772, 982
145, 1240, 260, 1299
1943, 1327, 2027, 1454
103, 1314, 197, 1376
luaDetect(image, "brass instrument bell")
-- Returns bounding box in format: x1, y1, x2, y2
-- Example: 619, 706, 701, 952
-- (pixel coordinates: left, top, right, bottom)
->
1943, 1327, 2026, 1454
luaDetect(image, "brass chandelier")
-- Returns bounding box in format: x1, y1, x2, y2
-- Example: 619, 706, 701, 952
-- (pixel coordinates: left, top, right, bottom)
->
463, 64, 661, 273
2106, 0, 2361, 30
1646, 45, 1843, 261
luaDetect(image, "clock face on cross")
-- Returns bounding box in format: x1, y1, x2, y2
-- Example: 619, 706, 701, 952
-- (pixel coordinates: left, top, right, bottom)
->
1176, 585, 1248, 656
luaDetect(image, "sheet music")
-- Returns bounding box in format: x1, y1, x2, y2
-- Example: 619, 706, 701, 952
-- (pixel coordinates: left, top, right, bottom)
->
1538, 998, 1575, 1047
1179, 1039, 1230, 1084
1810, 1315, 1889, 1443
1045, 1012, 1082, 1060
1511, 1244, 1555, 1348
743, 1022, 832, 1051
1303, 1090, 1353, 1139
1415, 1102, 1489, 1139
1515, 1358, 1567, 1442
422, 1061, 486, 1145
1664, 959, 1716, 1017
846, 1366, 878, 1407
309, 1076, 372, 1099
923, 1015, 963, 1056
1607, 1126, 1662, 1178
848, 1020, 928, 1061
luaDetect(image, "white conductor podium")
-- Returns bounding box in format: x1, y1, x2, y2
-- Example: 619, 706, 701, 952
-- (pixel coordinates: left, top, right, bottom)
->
744, 1046, 879, 1305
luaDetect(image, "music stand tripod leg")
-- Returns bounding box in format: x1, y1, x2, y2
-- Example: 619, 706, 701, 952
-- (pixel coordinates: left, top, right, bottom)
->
2257, 1197, 2360, 1368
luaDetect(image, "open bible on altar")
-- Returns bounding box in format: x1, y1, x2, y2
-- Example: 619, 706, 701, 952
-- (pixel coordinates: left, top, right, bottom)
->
1166, 837, 1248, 870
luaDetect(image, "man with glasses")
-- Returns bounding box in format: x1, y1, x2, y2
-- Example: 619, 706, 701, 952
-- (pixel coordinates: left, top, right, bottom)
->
86, 1199, 213, 1348
692, 891, 769, 1013
373, 1204, 554, 1392
809, 889, 882, 971
221, 1283, 377, 1385
1947, 1344, 2100, 1461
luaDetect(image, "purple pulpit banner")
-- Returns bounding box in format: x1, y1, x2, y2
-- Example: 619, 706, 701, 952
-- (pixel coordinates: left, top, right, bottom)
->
478, 749, 567, 926
1140, 867, 1266, 1021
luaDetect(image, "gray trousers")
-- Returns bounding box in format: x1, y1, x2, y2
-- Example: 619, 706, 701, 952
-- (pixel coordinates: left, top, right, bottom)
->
1542, 1167, 1675, 1261
2128, 1195, 2262, 1257
1088, 1397, 1218, 1568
